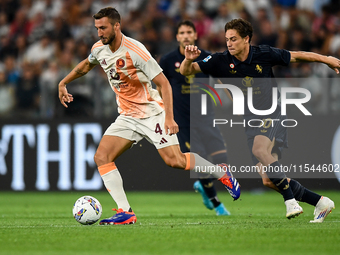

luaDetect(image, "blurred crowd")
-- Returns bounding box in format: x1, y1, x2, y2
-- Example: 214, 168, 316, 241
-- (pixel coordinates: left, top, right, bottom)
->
0, 0, 340, 119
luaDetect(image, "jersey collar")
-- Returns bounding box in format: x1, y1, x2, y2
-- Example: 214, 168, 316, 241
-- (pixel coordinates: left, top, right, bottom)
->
231, 45, 253, 65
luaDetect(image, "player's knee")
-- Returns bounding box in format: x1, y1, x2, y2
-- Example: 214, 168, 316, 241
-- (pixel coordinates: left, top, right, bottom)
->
94, 150, 109, 166
93, 152, 102, 166
252, 146, 267, 161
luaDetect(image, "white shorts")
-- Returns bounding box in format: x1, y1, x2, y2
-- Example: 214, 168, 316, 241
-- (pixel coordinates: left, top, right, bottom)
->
104, 111, 179, 149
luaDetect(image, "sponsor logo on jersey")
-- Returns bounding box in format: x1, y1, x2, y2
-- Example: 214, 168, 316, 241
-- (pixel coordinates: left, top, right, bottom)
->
109, 68, 120, 81
185, 74, 195, 84
242, 76, 254, 87
101, 59, 107, 65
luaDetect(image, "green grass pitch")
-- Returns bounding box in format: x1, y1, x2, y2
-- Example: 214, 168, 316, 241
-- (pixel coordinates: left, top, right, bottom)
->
1, 190, 339, 255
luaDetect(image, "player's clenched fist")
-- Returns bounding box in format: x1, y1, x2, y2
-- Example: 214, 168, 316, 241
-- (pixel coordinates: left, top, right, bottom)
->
164, 118, 179, 135
184, 45, 201, 61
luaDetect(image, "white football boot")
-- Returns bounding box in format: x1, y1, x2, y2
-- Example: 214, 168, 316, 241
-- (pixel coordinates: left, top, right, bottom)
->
285, 198, 303, 219
310, 196, 335, 223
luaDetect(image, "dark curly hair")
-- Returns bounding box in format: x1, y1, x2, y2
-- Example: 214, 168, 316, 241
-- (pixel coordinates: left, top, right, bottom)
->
225, 18, 253, 42
93, 7, 121, 25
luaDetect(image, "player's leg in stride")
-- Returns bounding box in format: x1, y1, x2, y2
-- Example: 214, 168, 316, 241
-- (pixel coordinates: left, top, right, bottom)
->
158, 147, 241, 201
288, 179, 334, 222
259, 162, 334, 222
196, 149, 232, 215
176, 128, 231, 215
193, 180, 214, 210
193, 179, 230, 215
252, 136, 303, 219
94, 135, 137, 225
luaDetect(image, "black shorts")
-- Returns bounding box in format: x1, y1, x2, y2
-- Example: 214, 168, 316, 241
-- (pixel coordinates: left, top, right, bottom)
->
245, 111, 288, 165
177, 125, 227, 158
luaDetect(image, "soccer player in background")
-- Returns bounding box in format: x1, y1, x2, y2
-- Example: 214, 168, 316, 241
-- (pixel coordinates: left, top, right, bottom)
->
159, 20, 230, 216
58, 7, 240, 225
180, 18, 340, 222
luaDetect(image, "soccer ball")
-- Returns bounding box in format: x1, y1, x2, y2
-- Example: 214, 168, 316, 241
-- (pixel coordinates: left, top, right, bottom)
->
72, 196, 102, 225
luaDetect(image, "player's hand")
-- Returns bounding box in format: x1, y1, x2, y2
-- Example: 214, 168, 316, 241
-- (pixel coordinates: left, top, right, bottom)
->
326, 56, 340, 74
58, 83, 73, 108
164, 117, 179, 135
184, 45, 201, 61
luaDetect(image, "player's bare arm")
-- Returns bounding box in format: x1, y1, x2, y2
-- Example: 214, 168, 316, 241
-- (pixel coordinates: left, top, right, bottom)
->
58, 58, 97, 108
179, 45, 202, 76
290, 51, 340, 74
153, 72, 179, 135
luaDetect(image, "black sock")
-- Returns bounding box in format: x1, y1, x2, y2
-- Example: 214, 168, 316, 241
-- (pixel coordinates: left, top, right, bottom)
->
211, 152, 228, 164
268, 161, 294, 201
209, 196, 221, 207
289, 179, 321, 206
199, 178, 218, 200
289, 179, 305, 201
202, 152, 226, 208
301, 188, 321, 206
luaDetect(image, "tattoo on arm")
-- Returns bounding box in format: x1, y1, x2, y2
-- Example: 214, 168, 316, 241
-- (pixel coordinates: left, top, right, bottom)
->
74, 68, 88, 76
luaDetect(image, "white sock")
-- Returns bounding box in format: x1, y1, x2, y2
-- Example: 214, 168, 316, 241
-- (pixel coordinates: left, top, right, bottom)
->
184, 152, 226, 179
98, 162, 131, 211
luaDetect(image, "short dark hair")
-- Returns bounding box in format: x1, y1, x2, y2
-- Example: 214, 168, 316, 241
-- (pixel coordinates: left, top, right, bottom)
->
93, 7, 121, 25
176, 20, 196, 34
225, 18, 253, 42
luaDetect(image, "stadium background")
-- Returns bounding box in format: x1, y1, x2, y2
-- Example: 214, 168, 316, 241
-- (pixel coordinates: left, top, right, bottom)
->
0, 0, 340, 191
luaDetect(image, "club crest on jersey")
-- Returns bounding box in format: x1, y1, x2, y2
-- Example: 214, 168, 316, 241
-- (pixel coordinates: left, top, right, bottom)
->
175, 62, 180, 68
116, 58, 125, 68
203, 55, 211, 62
256, 64, 263, 73
230, 63, 235, 69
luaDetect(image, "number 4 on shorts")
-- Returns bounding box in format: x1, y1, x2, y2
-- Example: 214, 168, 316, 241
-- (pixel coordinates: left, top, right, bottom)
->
155, 123, 162, 135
